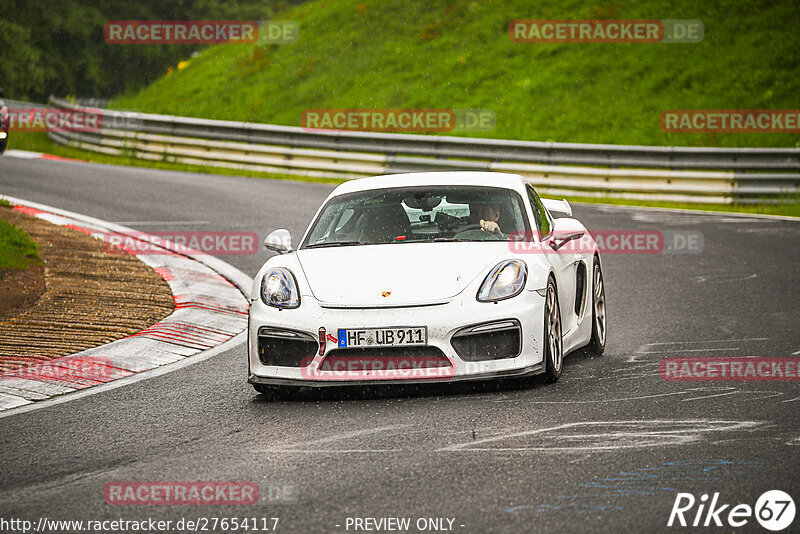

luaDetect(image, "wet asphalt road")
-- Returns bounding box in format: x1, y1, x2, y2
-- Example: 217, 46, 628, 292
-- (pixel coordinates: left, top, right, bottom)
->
1, 155, 799, 533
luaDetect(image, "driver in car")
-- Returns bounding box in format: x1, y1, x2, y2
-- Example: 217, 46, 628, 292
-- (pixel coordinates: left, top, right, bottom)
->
469, 203, 504, 238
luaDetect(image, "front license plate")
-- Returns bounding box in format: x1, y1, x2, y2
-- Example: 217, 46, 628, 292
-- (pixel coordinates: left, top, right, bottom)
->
338, 327, 427, 348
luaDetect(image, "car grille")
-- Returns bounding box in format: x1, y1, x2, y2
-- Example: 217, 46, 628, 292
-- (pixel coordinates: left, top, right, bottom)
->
320, 346, 451, 368
451, 320, 522, 361
257, 327, 317, 367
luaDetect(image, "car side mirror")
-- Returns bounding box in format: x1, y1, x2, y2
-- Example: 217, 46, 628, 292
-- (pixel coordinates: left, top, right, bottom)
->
264, 229, 292, 254
548, 218, 585, 251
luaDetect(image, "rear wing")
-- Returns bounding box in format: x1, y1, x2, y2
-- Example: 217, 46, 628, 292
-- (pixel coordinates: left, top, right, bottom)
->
541, 198, 572, 217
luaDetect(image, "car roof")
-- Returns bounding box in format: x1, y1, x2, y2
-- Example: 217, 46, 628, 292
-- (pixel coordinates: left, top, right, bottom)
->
331, 172, 528, 196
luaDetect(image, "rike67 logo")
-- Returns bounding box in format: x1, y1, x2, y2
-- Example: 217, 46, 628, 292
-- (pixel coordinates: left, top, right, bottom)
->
668, 490, 795, 531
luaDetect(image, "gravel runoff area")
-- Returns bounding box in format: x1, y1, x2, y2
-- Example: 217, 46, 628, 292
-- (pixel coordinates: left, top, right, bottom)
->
0, 205, 174, 373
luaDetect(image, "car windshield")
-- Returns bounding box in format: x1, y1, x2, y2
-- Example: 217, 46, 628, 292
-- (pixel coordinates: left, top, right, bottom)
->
301, 185, 530, 248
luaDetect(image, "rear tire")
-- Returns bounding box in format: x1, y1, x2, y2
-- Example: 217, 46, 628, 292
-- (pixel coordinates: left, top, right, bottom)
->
543, 277, 563, 383
587, 258, 606, 355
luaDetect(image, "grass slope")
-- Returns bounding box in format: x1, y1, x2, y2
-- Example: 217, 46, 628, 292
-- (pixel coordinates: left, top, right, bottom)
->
112, 0, 800, 148
0, 204, 40, 270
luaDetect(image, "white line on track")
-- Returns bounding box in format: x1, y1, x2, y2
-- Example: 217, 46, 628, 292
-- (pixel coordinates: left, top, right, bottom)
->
585, 201, 800, 222
643, 337, 770, 347
629, 337, 770, 362
114, 221, 211, 225
255, 424, 412, 452
437, 420, 762, 452
490, 391, 687, 404
680, 391, 739, 402
637, 347, 741, 354
258, 449, 393, 454
3, 149, 43, 159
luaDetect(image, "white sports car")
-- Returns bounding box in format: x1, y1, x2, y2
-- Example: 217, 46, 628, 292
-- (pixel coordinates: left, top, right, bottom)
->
248, 172, 606, 393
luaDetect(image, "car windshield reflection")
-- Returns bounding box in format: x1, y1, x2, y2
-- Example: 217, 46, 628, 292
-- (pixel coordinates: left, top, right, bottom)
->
301, 186, 530, 248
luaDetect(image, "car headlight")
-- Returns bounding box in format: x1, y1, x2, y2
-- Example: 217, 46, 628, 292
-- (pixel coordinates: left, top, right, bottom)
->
261, 268, 300, 308
477, 260, 527, 302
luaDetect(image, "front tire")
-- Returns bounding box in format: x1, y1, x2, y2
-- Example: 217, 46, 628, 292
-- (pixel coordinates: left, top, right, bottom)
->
587, 258, 607, 355
543, 277, 563, 382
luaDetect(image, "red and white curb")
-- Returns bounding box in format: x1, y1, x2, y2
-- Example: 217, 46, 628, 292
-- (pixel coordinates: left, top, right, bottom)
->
3, 148, 86, 163
0, 195, 253, 413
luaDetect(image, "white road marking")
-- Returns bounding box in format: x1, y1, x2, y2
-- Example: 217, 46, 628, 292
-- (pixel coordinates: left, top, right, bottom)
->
677, 388, 784, 403
643, 337, 769, 347
587, 201, 800, 222
491, 391, 686, 404
637, 347, 740, 354
629, 337, 770, 362
3, 149, 44, 159
680, 391, 739, 402
736, 390, 783, 401
255, 424, 411, 452
114, 221, 210, 225
693, 273, 757, 284
251, 419, 770, 455
630, 212, 767, 224
259, 449, 393, 453
437, 420, 761, 452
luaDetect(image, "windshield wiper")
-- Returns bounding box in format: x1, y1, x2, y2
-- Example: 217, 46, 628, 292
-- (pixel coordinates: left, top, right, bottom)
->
304, 240, 367, 249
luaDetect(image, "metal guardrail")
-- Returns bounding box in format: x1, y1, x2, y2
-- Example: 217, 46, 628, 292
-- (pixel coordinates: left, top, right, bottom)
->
46, 96, 800, 203
5, 99, 49, 109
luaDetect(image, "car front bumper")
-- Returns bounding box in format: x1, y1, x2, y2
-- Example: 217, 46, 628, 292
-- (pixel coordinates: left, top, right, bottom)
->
248, 289, 546, 387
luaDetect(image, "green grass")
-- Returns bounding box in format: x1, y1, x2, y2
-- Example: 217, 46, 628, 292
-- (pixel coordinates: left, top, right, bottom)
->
111, 0, 800, 149
0, 210, 40, 270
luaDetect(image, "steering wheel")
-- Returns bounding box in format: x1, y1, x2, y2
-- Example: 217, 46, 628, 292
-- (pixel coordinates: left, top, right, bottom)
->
453, 224, 501, 240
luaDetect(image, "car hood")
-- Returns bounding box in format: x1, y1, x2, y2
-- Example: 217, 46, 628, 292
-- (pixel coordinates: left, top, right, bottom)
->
296, 243, 508, 307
